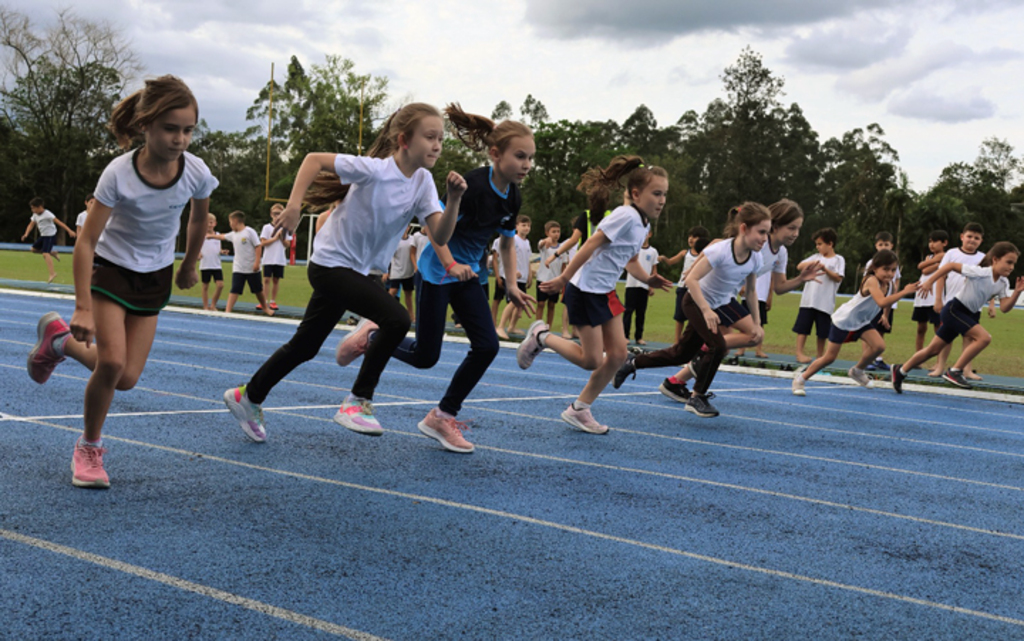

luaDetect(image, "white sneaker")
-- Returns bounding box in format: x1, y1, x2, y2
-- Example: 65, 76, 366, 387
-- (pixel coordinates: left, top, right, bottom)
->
336, 318, 378, 366
791, 374, 806, 397
848, 367, 872, 387
560, 405, 609, 434
223, 385, 267, 442
516, 320, 548, 369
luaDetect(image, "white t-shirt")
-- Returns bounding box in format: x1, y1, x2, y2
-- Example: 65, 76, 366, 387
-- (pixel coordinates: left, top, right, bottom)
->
411, 231, 432, 271
225, 227, 261, 274
678, 250, 700, 287
626, 246, 659, 289
864, 259, 902, 309
75, 210, 88, 229
311, 155, 440, 274
832, 279, 892, 331
798, 253, 845, 313
914, 254, 939, 308
695, 238, 764, 310
93, 150, 219, 272
956, 265, 1011, 312
536, 244, 568, 283
491, 237, 505, 278
753, 241, 788, 303
389, 236, 416, 280
260, 223, 292, 266
199, 238, 222, 270
514, 235, 532, 284
31, 210, 58, 237
571, 205, 650, 294
940, 247, 984, 305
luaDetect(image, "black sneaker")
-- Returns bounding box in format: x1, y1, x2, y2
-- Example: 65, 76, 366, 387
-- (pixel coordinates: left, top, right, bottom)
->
658, 378, 691, 403
942, 368, 972, 389
686, 393, 719, 418
613, 353, 637, 389
891, 363, 906, 394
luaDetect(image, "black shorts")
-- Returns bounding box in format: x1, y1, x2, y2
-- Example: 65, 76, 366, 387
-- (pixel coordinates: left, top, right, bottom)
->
33, 235, 56, 253
828, 323, 874, 344
563, 282, 625, 327
263, 264, 285, 279
935, 299, 981, 343
713, 298, 751, 327
744, 298, 768, 326
536, 281, 560, 304
493, 278, 507, 302
91, 255, 172, 316
792, 307, 832, 339
673, 286, 688, 323
389, 276, 414, 291
912, 305, 941, 326
201, 268, 224, 284
877, 308, 896, 335
231, 272, 264, 295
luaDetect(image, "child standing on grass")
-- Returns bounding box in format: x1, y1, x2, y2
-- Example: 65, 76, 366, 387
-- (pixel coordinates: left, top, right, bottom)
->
613, 203, 769, 418
536, 220, 568, 329
22, 197, 77, 283
387, 224, 418, 321
911, 230, 948, 352
496, 215, 533, 339
660, 226, 711, 343
199, 213, 226, 310
793, 228, 844, 363
623, 231, 658, 345
259, 203, 292, 311
518, 156, 672, 434
75, 194, 95, 237
792, 250, 917, 396
892, 242, 1023, 393
26, 75, 217, 488
930, 222, 986, 379
337, 104, 536, 453
208, 211, 274, 316
223, 103, 466, 442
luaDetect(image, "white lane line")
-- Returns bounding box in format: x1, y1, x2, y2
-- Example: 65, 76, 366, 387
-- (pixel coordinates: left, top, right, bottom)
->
5, 420, 1024, 630
0, 530, 389, 641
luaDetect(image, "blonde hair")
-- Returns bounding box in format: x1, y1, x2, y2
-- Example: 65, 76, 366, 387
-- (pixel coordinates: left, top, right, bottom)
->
109, 75, 198, 149
305, 103, 442, 207
445, 103, 533, 154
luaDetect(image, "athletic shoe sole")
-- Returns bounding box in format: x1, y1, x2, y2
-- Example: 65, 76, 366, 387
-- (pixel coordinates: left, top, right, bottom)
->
71, 459, 110, 489
559, 409, 608, 435
417, 420, 474, 453
658, 382, 690, 403
223, 388, 266, 443
685, 403, 719, 418
333, 410, 384, 436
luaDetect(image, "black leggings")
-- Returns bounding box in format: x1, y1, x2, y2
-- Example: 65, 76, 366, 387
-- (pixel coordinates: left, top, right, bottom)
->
245, 262, 411, 404
623, 287, 649, 340
633, 292, 728, 395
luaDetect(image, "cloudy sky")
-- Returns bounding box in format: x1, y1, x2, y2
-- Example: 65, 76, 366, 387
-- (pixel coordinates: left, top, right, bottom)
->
9, 0, 1024, 191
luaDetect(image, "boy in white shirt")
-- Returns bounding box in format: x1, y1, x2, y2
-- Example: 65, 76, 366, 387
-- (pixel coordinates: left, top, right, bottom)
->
208, 210, 274, 315
535, 220, 568, 328
496, 215, 533, 339
623, 231, 658, 345
75, 194, 95, 237
21, 196, 76, 283
259, 204, 292, 310
930, 222, 986, 378
199, 213, 227, 310
792, 228, 844, 363
387, 225, 417, 321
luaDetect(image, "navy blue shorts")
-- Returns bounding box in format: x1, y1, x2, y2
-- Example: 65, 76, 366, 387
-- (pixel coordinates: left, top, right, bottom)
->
536, 281, 560, 304
32, 235, 56, 253
263, 264, 285, 279
935, 299, 981, 343
792, 307, 832, 339
673, 287, 688, 323
564, 282, 625, 327
744, 298, 768, 326
201, 269, 223, 284
828, 323, 874, 344
231, 272, 263, 295
912, 305, 941, 326
713, 298, 751, 327
493, 278, 506, 302
389, 276, 414, 291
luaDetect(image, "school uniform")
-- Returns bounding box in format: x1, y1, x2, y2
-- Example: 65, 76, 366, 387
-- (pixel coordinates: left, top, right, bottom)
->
748, 241, 788, 326
624, 245, 658, 340
491, 236, 507, 301
674, 250, 700, 323
91, 149, 218, 315
864, 259, 901, 335
935, 265, 1011, 343
536, 243, 568, 304
225, 227, 263, 295
828, 280, 891, 344
939, 248, 984, 305
514, 234, 532, 289
30, 209, 59, 253
75, 210, 88, 229
260, 223, 292, 279
200, 237, 224, 283
388, 235, 416, 291
565, 204, 649, 327
793, 252, 845, 339
912, 254, 941, 326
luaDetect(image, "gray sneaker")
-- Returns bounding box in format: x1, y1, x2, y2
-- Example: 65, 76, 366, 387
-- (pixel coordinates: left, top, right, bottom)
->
942, 369, 972, 389
848, 367, 871, 387
686, 394, 719, 418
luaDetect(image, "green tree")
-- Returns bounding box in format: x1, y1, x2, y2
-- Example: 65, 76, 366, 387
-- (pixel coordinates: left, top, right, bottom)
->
491, 100, 513, 121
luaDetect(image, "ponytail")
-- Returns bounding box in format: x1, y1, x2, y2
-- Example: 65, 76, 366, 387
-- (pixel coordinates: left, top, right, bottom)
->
445, 103, 532, 154
577, 155, 667, 224
723, 202, 771, 238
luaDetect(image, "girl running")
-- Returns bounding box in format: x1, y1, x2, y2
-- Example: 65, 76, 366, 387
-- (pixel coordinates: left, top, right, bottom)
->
792, 249, 917, 396
26, 75, 218, 488
614, 203, 771, 417
223, 103, 467, 442
892, 242, 1023, 392
335, 104, 536, 453
517, 156, 672, 434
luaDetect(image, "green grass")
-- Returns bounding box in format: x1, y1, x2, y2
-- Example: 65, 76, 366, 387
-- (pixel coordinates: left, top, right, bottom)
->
4, 249, 1023, 378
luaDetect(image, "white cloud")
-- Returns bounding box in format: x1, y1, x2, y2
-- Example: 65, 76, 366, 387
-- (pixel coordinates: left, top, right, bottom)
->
888, 88, 996, 122
784, 21, 911, 70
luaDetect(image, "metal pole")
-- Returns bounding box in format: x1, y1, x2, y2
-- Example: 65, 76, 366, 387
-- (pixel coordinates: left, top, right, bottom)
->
265, 63, 275, 201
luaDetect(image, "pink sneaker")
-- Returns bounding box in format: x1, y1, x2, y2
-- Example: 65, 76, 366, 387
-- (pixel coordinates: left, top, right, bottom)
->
27, 312, 69, 384
418, 408, 474, 453
71, 439, 110, 489
560, 405, 609, 434
516, 320, 548, 369
333, 397, 383, 436
336, 318, 378, 366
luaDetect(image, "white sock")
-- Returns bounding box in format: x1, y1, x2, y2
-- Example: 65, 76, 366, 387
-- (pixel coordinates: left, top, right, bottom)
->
436, 408, 455, 420
572, 400, 591, 411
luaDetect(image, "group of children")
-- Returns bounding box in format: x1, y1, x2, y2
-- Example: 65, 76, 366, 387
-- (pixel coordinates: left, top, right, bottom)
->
20, 75, 1024, 491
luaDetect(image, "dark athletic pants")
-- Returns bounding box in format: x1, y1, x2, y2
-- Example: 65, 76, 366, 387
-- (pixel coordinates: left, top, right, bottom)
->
246, 262, 411, 403
633, 292, 728, 396
392, 278, 499, 416
623, 286, 649, 340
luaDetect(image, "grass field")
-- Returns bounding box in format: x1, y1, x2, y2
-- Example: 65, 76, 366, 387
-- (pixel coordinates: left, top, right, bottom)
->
4, 248, 1023, 377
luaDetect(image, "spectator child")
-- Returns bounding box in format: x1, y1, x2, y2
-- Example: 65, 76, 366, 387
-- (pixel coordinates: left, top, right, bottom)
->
792, 228, 844, 363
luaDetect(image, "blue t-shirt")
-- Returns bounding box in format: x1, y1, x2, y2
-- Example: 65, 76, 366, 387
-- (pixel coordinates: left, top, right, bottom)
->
419, 166, 520, 285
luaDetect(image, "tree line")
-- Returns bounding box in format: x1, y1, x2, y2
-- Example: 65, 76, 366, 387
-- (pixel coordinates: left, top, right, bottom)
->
2, 8, 1022, 291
